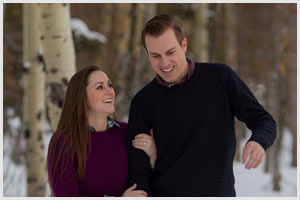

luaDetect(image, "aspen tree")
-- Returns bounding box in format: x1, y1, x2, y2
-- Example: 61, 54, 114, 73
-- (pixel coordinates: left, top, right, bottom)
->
23, 3, 46, 196
38, 3, 76, 131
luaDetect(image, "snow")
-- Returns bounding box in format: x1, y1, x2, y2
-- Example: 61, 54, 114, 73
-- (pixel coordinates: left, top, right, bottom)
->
3, 134, 26, 197
235, 129, 297, 197
6, 107, 16, 118
8, 117, 21, 132
23, 61, 31, 70
6, 107, 21, 135
71, 18, 107, 43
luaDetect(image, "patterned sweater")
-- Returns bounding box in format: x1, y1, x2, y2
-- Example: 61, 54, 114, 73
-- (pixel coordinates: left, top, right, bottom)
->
126, 63, 276, 197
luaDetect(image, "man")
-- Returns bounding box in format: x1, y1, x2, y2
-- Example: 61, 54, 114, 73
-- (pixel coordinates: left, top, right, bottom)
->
126, 15, 276, 197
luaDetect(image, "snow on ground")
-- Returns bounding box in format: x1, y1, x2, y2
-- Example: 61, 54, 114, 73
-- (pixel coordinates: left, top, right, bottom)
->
3, 127, 297, 197
234, 129, 297, 197
3, 135, 26, 197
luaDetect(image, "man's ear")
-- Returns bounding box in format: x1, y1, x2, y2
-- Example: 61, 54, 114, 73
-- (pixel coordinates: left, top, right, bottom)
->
143, 47, 148, 55
181, 37, 188, 53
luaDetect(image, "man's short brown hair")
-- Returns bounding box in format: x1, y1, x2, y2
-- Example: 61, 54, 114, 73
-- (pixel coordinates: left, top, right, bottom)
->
141, 15, 185, 52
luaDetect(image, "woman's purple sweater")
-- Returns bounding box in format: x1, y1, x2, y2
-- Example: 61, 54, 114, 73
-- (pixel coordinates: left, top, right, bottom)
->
48, 121, 128, 197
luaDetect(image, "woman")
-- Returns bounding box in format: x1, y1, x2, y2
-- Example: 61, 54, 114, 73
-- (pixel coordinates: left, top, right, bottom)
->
47, 65, 156, 197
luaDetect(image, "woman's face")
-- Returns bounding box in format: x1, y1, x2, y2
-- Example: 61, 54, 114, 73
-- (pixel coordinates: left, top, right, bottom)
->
86, 71, 115, 116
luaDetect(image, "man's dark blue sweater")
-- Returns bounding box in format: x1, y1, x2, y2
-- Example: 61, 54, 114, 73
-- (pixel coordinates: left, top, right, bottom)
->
126, 62, 276, 197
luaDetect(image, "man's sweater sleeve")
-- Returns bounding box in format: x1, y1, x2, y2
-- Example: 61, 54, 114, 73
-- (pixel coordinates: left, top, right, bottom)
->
223, 65, 277, 150
126, 92, 152, 195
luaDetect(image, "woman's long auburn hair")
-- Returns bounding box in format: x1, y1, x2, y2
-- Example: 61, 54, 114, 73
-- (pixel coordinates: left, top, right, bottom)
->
46, 65, 102, 194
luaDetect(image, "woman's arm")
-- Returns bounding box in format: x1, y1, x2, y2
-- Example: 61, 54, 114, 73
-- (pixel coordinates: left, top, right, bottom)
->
48, 151, 83, 196
132, 129, 157, 169
47, 136, 91, 197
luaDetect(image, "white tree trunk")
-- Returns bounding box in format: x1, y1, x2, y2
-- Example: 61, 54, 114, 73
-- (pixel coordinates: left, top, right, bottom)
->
38, 3, 76, 132
23, 3, 46, 196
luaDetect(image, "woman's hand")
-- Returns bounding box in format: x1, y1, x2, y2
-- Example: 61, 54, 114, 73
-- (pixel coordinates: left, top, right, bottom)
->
122, 184, 148, 197
132, 129, 157, 169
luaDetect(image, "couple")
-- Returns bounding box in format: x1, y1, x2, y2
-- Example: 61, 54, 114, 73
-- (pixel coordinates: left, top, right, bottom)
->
47, 15, 276, 197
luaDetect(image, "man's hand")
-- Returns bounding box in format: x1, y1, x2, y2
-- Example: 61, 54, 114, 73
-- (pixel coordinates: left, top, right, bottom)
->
242, 141, 265, 169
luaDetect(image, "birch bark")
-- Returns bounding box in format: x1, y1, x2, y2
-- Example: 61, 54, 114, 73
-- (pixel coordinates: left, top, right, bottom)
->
38, 3, 76, 131
23, 3, 46, 196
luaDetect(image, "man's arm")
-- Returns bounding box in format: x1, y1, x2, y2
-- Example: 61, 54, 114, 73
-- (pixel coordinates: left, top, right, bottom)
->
223, 65, 277, 168
126, 92, 152, 195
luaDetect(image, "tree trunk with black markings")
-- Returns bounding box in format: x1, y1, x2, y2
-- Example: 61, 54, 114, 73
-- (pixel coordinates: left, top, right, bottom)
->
38, 3, 76, 132
23, 3, 46, 196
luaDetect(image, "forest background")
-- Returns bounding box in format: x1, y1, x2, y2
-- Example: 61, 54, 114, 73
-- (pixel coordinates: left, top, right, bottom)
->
2, 3, 297, 197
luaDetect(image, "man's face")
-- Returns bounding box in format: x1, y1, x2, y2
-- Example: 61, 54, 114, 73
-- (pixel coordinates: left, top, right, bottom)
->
145, 28, 188, 84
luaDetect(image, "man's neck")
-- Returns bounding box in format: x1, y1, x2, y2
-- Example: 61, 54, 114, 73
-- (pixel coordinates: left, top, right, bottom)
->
156, 58, 195, 88
178, 59, 190, 83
